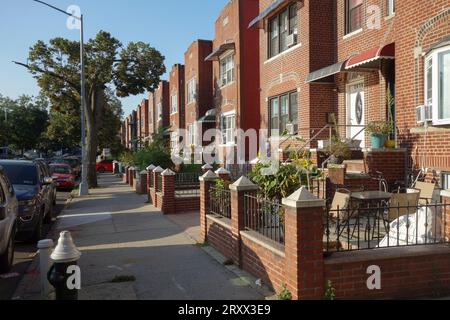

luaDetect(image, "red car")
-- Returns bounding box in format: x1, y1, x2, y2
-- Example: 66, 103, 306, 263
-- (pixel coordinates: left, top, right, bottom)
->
49, 163, 76, 190
96, 160, 114, 173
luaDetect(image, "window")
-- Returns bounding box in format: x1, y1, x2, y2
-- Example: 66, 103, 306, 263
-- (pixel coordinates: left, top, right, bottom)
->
171, 132, 178, 149
188, 123, 196, 145
386, 0, 395, 16
425, 45, 450, 124
220, 113, 236, 145
157, 103, 162, 120
269, 92, 298, 136
187, 78, 196, 104
442, 172, 450, 190
268, 3, 298, 58
171, 94, 178, 114
346, 0, 363, 34
220, 54, 235, 87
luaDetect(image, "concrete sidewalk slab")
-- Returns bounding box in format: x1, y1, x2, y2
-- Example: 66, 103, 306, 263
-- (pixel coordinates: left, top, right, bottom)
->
13, 174, 266, 300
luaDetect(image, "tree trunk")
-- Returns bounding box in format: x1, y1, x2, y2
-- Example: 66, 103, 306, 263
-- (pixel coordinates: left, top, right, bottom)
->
85, 88, 102, 188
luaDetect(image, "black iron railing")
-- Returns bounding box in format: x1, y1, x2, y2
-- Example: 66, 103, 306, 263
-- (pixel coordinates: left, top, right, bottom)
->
209, 187, 231, 219
148, 174, 154, 188
324, 201, 448, 253
244, 194, 285, 245
156, 175, 163, 193
175, 172, 202, 190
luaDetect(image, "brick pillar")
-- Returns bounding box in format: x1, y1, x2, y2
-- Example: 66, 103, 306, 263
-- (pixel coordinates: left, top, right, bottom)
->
327, 164, 347, 185
229, 176, 258, 267
138, 170, 148, 195
202, 163, 213, 174
152, 166, 164, 208
215, 168, 231, 182
146, 165, 156, 203
124, 166, 130, 183
129, 167, 135, 186
161, 169, 176, 214
199, 170, 218, 243
282, 187, 326, 300
441, 190, 450, 243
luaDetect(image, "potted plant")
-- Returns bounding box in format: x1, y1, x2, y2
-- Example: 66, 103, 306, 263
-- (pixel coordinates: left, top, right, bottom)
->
367, 121, 388, 149
325, 137, 352, 165
385, 86, 396, 149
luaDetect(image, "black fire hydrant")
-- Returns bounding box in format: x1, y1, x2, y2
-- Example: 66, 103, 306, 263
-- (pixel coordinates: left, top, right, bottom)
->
47, 231, 81, 300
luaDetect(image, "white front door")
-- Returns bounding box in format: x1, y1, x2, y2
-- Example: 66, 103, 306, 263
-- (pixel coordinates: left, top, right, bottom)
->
347, 81, 365, 148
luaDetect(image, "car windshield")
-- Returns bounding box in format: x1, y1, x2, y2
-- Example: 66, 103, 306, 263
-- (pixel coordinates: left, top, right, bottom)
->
0, 164, 38, 186
50, 166, 71, 174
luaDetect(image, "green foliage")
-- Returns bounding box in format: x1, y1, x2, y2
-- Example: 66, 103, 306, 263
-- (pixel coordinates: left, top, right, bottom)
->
367, 121, 388, 135
278, 284, 292, 300
324, 280, 336, 300
119, 151, 134, 166
132, 126, 173, 170
0, 94, 49, 153
386, 85, 396, 139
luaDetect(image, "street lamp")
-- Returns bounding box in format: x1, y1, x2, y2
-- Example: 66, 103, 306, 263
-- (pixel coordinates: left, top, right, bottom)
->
32, 0, 88, 196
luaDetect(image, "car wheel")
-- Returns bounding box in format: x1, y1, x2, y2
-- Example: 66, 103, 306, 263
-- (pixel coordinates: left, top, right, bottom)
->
44, 204, 54, 224
0, 231, 15, 274
29, 214, 44, 243
98, 167, 105, 174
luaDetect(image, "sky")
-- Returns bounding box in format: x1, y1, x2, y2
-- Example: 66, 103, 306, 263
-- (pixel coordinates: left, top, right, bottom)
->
0, 0, 229, 116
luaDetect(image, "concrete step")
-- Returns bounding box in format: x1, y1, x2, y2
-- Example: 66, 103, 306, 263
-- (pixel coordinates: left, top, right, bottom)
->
343, 160, 367, 174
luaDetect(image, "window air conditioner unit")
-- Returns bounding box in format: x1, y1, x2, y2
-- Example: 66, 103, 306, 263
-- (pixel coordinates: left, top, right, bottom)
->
286, 123, 297, 135
416, 104, 432, 124
286, 34, 297, 48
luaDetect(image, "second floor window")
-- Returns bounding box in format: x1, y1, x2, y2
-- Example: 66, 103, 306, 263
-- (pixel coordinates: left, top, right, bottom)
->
269, 3, 298, 58
171, 94, 178, 114
188, 123, 196, 145
346, 0, 363, 34
157, 103, 162, 120
187, 78, 196, 104
269, 91, 298, 136
220, 54, 235, 87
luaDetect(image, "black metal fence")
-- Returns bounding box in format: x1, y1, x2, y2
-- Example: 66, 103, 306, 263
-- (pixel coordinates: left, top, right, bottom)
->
148, 173, 154, 188
175, 172, 202, 189
324, 201, 448, 253
209, 187, 231, 219
156, 174, 163, 193
244, 194, 285, 245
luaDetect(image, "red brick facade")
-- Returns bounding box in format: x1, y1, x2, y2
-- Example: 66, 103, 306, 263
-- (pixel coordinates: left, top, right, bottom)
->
184, 40, 214, 146
169, 64, 186, 138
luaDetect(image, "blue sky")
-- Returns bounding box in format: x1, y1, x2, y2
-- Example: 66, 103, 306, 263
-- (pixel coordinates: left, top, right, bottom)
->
0, 0, 228, 116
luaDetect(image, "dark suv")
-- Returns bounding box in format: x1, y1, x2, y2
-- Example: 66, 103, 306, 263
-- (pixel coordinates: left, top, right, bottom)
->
0, 160, 55, 242
0, 166, 18, 273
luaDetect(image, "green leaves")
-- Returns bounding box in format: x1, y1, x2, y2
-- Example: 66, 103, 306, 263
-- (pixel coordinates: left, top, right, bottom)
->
114, 42, 166, 97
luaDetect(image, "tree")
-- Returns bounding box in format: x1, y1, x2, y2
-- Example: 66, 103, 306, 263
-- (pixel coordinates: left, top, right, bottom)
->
15, 31, 165, 187
2, 95, 49, 154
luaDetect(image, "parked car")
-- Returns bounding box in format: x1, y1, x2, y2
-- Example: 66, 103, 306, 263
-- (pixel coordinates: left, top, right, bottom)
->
50, 163, 76, 190
0, 160, 55, 242
96, 160, 114, 173
0, 166, 18, 273
63, 157, 81, 178
34, 159, 57, 207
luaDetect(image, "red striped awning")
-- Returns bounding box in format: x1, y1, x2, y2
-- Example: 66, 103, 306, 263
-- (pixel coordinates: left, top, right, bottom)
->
345, 43, 395, 69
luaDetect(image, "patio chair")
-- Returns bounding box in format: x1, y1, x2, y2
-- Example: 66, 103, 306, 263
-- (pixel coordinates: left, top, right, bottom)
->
328, 190, 355, 238
414, 181, 436, 205
386, 191, 420, 223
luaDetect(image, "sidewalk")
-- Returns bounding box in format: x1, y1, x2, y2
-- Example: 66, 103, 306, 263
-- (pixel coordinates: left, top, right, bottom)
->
13, 174, 268, 300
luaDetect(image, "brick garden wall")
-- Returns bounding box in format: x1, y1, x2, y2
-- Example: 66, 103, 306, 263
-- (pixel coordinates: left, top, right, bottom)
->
206, 216, 233, 260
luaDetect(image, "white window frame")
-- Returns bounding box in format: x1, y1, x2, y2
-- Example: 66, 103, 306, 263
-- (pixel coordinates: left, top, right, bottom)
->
187, 78, 196, 104
425, 45, 450, 125
220, 111, 236, 146
157, 103, 162, 121
386, 0, 395, 17
188, 123, 196, 145
171, 94, 178, 114
442, 172, 450, 190
220, 53, 235, 87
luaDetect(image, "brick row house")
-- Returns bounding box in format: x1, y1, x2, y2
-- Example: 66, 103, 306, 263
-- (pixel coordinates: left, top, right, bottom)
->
120, 0, 450, 188
169, 64, 186, 149
206, 0, 261, 171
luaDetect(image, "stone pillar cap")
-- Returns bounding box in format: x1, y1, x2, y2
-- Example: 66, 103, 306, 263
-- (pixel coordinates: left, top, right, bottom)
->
153, 166, 164, 173
161, 169, 176, 176
249, 158, 259, 165
146, 164, 156, 171
282, 187, 325, 208
229, 176, 258, 191
140, 170, 147, 175
199, 170, 218, 182
202, 163, 214, 170
215, 167, 230, 175
50, 231, 81, 263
